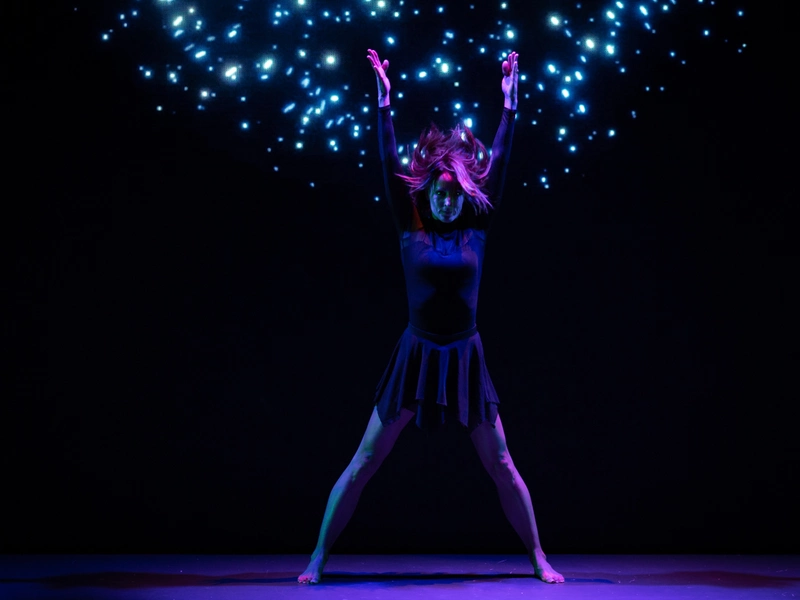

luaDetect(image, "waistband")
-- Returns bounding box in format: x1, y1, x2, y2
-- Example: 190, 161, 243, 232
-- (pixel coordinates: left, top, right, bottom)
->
408, 322, 478, 344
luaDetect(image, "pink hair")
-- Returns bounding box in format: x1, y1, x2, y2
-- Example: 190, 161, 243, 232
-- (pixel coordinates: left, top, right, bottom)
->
398, 122, 492, 215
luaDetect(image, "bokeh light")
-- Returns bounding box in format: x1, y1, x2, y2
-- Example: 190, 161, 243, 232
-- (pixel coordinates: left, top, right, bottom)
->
102, 0, 747, 190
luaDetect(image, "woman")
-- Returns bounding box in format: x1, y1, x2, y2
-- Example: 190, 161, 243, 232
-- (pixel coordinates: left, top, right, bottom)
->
298, 49, 564, 585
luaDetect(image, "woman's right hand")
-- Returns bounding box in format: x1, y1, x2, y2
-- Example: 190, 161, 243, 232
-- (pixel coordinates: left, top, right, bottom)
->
367, 49, 391, 107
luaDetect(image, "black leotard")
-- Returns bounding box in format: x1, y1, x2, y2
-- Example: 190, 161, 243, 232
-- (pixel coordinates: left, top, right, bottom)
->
378, 106, 517, 335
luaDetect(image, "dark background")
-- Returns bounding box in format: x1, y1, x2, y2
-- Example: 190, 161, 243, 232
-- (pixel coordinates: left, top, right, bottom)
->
6, 1, 797, 555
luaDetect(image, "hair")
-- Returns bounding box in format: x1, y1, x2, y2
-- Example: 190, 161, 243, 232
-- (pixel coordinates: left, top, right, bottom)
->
398, 122, 492, 215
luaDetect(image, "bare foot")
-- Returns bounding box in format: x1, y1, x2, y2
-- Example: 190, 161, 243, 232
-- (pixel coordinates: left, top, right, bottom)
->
531, 550, 565, 583
297, 551, 328, 584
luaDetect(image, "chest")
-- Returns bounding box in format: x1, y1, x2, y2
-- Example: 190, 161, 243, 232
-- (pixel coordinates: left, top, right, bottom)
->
401, 228, 485, 283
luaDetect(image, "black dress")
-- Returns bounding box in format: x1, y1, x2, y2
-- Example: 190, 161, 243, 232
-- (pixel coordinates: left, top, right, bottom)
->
374, 105, 516, 431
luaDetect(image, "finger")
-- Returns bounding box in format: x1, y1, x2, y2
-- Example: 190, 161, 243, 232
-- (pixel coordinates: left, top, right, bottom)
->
382, 59, 389, 72
502, 60, 510, 76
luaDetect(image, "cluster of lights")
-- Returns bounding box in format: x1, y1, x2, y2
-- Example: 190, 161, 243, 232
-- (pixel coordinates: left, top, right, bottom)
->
100, 0, 747, 190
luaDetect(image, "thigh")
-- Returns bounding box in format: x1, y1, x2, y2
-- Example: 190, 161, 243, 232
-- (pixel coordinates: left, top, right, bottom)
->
353, 406, 415, 462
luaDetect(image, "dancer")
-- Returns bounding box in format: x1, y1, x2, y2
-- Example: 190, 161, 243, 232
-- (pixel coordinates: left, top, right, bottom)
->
298, 48, 564, 585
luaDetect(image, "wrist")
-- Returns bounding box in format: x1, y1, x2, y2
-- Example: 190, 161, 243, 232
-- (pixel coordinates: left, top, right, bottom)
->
378, 95, 391, 108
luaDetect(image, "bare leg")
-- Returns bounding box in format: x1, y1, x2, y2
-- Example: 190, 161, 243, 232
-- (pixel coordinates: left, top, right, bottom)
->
298, 406, 415, 584
471, 416, 564, 583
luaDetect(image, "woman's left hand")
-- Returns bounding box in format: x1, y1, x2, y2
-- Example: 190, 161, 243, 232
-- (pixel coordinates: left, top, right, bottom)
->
501, 51, 519, 110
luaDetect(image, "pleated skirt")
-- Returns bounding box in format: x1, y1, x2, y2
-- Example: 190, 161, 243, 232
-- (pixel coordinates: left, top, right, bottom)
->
374, 323, 499, 431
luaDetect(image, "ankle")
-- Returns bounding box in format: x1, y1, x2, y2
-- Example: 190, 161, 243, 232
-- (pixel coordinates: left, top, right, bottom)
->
311, 548, 329, 562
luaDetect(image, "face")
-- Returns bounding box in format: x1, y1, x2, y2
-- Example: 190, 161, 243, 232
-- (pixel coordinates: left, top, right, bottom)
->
428, 172, 465, 223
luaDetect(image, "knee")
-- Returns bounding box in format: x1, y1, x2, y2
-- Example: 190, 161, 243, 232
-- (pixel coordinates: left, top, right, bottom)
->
488, 453, 518, 487
347, 450, 378, 483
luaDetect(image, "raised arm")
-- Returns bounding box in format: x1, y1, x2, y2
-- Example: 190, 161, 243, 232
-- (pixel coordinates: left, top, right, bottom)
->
483, 51, 519, 208
367, 49, 412, 233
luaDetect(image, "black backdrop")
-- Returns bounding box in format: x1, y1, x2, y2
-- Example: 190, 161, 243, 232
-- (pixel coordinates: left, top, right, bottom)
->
6, 2, 797, 555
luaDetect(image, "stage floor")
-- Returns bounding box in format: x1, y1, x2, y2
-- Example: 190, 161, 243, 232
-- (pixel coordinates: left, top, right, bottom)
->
1, 554, 798, 600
